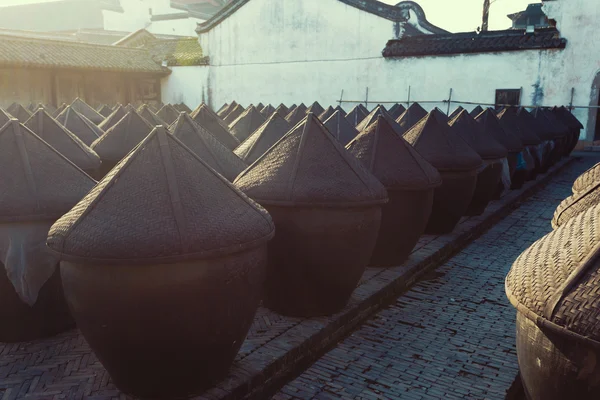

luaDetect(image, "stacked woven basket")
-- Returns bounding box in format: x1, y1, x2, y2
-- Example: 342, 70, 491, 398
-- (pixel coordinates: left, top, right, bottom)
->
0, 97, 582, 398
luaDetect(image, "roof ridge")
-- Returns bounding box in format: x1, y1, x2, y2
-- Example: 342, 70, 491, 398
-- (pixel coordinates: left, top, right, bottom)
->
0, 33, 153, 51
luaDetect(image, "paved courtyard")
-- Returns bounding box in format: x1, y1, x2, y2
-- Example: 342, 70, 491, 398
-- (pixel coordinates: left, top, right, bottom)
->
273, 155, 599, 400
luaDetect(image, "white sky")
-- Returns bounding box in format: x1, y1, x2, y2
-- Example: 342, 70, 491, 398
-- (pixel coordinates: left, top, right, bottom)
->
0, 0, 541, 32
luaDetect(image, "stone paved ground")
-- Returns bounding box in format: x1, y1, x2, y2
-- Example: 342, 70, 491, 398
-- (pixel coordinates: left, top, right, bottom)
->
273, 155, 600, 400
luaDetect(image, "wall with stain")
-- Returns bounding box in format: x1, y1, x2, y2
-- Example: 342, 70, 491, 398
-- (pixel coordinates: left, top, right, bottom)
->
161, 65, 210, 108
173, 0, 598, 140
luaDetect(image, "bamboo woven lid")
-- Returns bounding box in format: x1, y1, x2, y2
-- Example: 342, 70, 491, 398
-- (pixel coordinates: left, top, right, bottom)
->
323, 110, 359, 146
91, 110, 153, 162
191, 104, 240, 150
403, 110, 483, 172
229, 105, 266, 142
171, 113, 246, 181
0, 120, 95, 222
25, 109, 101, 172
70, 98, 104, 125
235, 113, 388, 207
56, 106, 104, 146
449, 110, 508, 160
234, 111, 290, 165
48, 126, 274, 264
396, 103, 428, 134
552, 182, 600, 229
474, 108, 524, 153
497, 108, 541, 145
346, 116, 441, 191
506, 202, 600, 345
573, 163, 600, 194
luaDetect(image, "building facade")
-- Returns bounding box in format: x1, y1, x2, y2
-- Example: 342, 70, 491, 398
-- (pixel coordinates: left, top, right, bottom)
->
184, 0, 599, 143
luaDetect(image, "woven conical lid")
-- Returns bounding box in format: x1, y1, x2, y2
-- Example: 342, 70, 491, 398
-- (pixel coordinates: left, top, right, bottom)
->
346, 116, 441, 191
91, 110, 153, 162
124, 104, 136, 113
474, 109, 523, 153
469, 105, 484, 117
288, 104, 298, 113
70, 98, 103, 125
171, 113, 246, 181
506, 202, 600, 344
403, 110, 483, 171
234, 112, 290, 165
556, 106, 584, 130
223, 104, 245, 125
138, 104, 168, 127
260, 104, 275, 118
256, 102, 264, 110
7, 103, 31, 122
0, 108, 11, 127
497, 108, 541, 145
318, 106, 335, 121
0, 119, 95, 222
217, 101, 237, 119
396, 103, 428, 134
235, 113, 388, 207
449, 110, 507, 160
388, 104, 406, 120
216, 103, 229, 114
449, 106, 465, 120
356, 105, 387, 132
43, 103, 57, 115
172, 103, 192, 113
540, 109, 569, 138
47, 126, 274, 264
56, 106, 103, 146
157, 104, 180, 125
306, 102, 325, 116
98, 105, 127, 131
358, 104, 369, 115
285, 104, 308, 126
27, 103, 35, 112
345, 105, 368, 127
275, 104, 289, 117
53, 103, 67, 118
323, 110, 359, 146
191, 105, 240, 150
97, 105, 112, 118
229, 105, 266, 142
25, 109, 101, 171
552, 182, 600, 229
573, 163, 600, 194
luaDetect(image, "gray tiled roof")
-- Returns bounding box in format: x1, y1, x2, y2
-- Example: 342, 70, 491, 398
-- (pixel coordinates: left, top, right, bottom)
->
0, 35, 170, 74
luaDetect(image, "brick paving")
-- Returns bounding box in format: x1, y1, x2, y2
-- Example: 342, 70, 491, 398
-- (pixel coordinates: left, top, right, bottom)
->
0, 155, 590, 400
273, 155, 600, 400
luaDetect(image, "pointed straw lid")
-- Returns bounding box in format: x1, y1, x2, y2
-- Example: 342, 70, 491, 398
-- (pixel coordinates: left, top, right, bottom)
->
260, 104, 275, 118
318, 106, 336, 121
555, 106, 584, 130
234, 111, 290, 165
25, 109, 101, 171
173, 103, 192, 113
306, 101, 325, 116
47, 126, 274, 264
388, 104, 407, 120
474, 108, 524, 153
70, 98, 104, 125
235, 113, 388, 207
540, 108, 569, 138
53, 103, 67, 118
217, 101, 238, 119
223, 104, 245, 124
229, 105, 266, 142
7, 103, 32, 122
345, 105, 368, 126
275, 104, 289, 116
403, 110, 483, 172
449, 106, 465, 120
98, 104, 127, 131
498, 108, 542, 145
171, 113, 247, 181
356, 105, 403, 134
91, 110, 153, 162
191, 105, 240, 150
56, 106, 103, 146
138, 104, 168, 127
396, 102, 428, 133
0, 108, 11, 126
469, 105, 484, 117
285, 104, 308, 126
346, 116, 441, 191
157, 104, 180, 125
449, 110, 508, 160
97, 105, 113, 118
0, 119, 95, 222
323, 110, 359, 146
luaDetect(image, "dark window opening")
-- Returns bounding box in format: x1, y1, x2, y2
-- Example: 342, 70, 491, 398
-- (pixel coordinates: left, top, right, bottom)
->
496, 89, 521, 109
